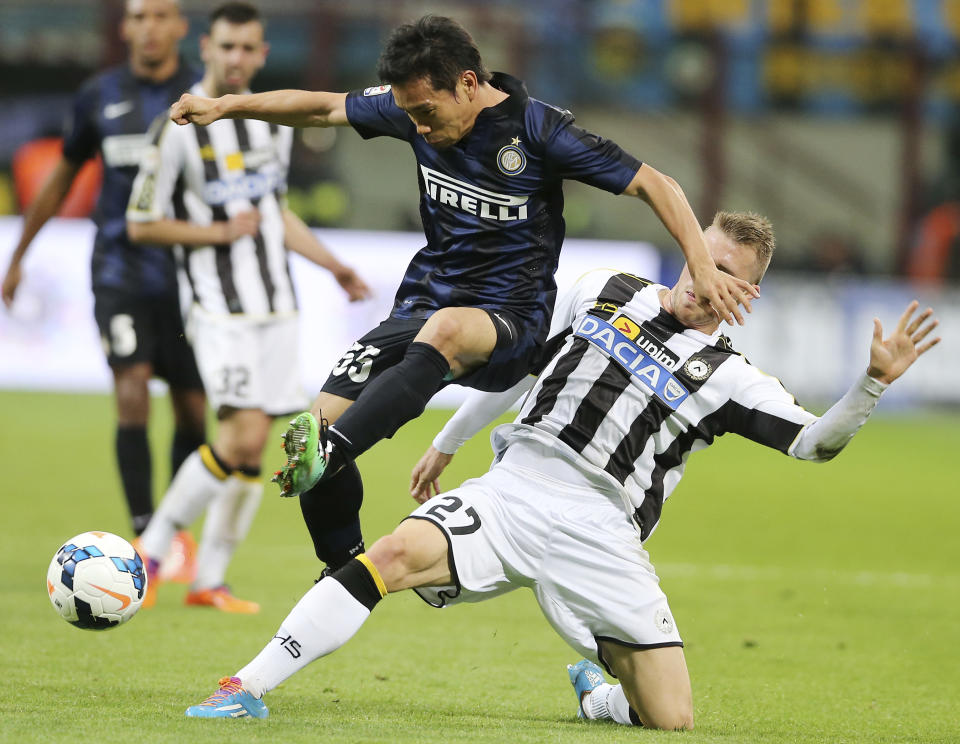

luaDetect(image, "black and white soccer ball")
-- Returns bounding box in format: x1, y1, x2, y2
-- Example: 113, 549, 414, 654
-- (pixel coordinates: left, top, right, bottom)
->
46, 531, 147, 630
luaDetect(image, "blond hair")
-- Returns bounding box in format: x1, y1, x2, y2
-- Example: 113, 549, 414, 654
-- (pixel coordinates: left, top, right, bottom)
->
712, 211, 775, 283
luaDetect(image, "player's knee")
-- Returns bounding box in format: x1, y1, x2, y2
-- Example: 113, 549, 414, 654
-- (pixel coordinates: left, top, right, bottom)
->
217, 444, 261, 472
366, 533, 417, 592
226, 429, 265, 464
641, 704, 694, 731
605, 643, 692, 731
232, 448, 262, 471
113, 372, 150, 421
214, 411, 270, 467
418, 308, 463, 356
625, 689, 693, 731
171, 390, 206, 433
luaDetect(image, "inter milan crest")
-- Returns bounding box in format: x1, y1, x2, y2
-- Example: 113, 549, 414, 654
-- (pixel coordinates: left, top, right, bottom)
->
497, 137, 526, 175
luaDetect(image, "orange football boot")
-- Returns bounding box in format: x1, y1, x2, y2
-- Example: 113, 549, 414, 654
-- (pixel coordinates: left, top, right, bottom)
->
184, 585, 260, 614
159, 530, 198, 584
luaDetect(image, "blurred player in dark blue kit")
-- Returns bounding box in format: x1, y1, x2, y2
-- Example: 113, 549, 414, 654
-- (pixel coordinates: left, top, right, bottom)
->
3, 0, 204, 573
171, 15, 759, 577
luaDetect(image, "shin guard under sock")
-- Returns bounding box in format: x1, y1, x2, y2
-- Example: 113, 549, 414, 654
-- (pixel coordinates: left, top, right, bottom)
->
330, 341, 449, 457
299, 458, 364, 570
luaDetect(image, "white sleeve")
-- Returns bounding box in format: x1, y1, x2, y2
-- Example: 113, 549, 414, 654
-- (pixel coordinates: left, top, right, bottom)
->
431, 375, 537, 454
126, 117, 185, 223
789, 373, 888, 462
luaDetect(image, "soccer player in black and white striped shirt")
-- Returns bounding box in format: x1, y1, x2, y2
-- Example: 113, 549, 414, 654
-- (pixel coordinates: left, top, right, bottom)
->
182, 210, 938, 725
126, 3, 369, 613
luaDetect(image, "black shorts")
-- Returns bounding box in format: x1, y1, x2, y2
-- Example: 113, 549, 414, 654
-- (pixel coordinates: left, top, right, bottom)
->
93, 287, 203, 390
320, 308, 541, 401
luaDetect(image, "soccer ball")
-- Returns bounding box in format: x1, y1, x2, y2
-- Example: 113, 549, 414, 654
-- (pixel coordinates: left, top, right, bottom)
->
46, 531, 147, 630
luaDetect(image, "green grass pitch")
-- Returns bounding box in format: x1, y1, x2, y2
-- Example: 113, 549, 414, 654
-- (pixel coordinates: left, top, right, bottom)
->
1, 391, 958, 743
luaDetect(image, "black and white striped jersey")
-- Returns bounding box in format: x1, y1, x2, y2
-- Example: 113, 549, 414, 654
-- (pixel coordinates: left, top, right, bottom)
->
126, 84, 295, 317
490, 269, 819, 541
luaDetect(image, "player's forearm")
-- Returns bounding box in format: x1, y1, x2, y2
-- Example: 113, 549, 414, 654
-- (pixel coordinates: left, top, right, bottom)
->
282, 209, 343, 271
789, 373, 888, 462
647, 184, 714, 279
628, 166, 714, 279
126, 219, 230, 246
10, 159, 81, 262
217, 90, 348, 128
433, 376, 535, 454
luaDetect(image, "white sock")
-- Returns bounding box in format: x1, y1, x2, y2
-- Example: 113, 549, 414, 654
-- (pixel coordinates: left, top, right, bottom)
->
584, 683, 633, 725
140, 448, 231, 562
236, 577, 372, 698
193, 477, 262, 590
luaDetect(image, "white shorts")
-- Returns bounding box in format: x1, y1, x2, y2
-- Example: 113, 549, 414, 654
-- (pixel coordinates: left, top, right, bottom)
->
409, 439, 682, 672
187, 308, 308, 415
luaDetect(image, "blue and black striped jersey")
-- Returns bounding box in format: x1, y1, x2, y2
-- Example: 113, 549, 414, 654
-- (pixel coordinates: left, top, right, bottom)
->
62, 60, 200, 296
345, 72, 642, 347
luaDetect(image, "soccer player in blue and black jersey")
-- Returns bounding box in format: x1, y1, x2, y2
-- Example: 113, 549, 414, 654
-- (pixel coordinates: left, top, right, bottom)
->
170, 15, 761, 576
3, 0, 205, 556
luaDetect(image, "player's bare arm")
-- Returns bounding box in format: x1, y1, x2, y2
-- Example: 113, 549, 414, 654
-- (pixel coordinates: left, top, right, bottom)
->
170, 90, 349, 128
281, 209, 371, 302
624, 164, 759, 326
867, 300, 940, 384
3, 157, 82, 307
127, 210, 259, 246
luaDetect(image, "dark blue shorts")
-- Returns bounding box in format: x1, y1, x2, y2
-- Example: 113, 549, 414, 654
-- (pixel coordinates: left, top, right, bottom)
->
93, 287, 203, 390
320, 308, 541, 400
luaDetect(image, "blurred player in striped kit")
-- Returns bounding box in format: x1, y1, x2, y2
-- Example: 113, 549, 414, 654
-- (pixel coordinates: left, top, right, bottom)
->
126, 2, 369, 613
3, 0, 203, 576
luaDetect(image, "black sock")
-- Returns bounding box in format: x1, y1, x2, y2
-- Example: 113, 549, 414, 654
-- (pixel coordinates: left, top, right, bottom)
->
329, 556, 386, 611
171, 426, 206, 479
300, 458, 365, 570
116, 425, 152, 535
331, 341, 449, 458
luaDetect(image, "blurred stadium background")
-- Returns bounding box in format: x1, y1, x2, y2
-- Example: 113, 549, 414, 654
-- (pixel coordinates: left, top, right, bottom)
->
1, 0, 957, 404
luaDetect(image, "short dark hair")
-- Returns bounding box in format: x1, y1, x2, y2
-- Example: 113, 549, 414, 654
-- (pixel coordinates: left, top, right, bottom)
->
377, 15, 491, 92
209, 2, 261, 30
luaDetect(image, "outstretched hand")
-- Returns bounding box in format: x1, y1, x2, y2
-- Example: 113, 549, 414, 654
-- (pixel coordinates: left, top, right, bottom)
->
692, 266, 759, 326
867, 300, 940, 385
410, 446, 454, 504
170, 93, 223, 126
